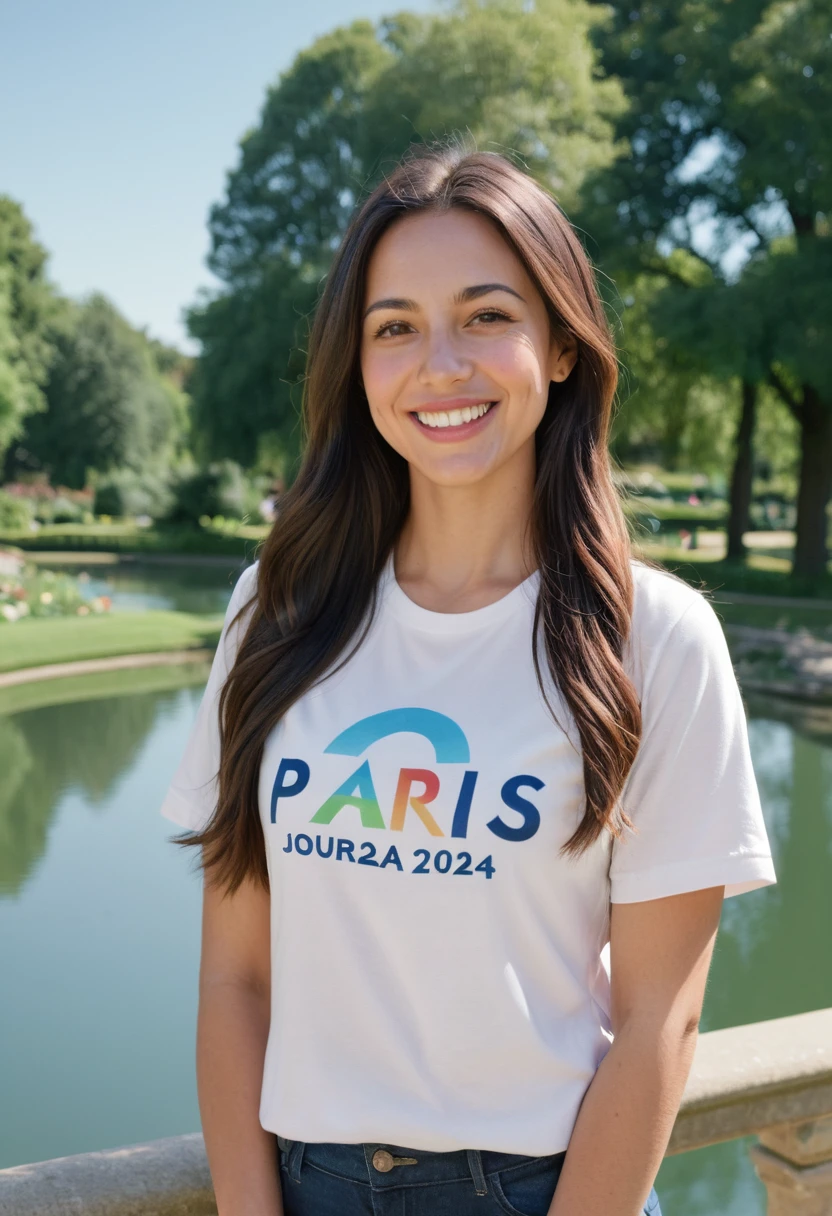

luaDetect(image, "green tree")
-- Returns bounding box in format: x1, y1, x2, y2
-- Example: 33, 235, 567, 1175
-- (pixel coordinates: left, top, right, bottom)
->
585, 0, 832, 576
0, 198, 57, 465
18, 294, 183, 489
189, 0, 627, 468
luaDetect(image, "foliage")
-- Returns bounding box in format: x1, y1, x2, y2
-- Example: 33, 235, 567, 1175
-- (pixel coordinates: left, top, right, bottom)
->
583, 0, 831, 573
0, 198, 58, 463
0, 489, 34, 530
36, 494, 86, 525
188, 0, 627, 466
15, 294, 185, 489
92, 467, 175, 520
164, 459, 266, 526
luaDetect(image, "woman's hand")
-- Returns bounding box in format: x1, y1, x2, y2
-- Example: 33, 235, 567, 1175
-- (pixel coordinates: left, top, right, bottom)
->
548, 885, 724, 1215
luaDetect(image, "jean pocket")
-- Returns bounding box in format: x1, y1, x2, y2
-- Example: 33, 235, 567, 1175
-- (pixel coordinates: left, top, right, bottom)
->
489, 1155, 564, 1216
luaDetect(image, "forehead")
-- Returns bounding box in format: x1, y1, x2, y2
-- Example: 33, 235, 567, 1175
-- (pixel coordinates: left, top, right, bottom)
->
363, 209, 533, 301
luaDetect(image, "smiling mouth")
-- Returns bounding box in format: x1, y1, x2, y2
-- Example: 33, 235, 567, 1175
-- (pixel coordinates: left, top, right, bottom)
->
413, 402, 496, 429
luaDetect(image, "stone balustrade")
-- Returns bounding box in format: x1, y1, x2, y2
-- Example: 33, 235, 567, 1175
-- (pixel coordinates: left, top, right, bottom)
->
1, 1007, 831, 1216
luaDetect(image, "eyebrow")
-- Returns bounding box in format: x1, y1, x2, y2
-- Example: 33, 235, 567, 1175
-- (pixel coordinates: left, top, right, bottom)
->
363, 282, 525, 320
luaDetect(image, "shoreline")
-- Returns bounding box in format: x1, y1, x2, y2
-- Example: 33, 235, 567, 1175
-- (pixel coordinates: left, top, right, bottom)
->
0, 647, 214, 689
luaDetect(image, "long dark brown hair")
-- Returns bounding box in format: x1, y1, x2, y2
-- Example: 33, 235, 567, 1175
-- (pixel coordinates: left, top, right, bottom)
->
175, 143, 651, 895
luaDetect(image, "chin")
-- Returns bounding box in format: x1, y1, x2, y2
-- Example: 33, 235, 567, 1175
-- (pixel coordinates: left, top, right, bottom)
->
410, 455, 499, 488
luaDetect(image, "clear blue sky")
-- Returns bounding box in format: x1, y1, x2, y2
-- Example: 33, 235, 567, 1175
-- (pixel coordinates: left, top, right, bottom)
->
1, 0, 436, 352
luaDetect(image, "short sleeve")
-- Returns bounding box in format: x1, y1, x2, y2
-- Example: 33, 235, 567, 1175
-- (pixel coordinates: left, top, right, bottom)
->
159, 561, 259, 833
610, 590, 776, 903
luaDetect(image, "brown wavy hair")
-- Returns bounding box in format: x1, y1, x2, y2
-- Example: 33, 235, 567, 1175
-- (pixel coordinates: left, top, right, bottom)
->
174, 144, 649, 895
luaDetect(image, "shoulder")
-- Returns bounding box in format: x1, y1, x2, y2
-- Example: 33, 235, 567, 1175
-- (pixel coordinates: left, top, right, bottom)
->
231, 558, 260, 610
221, 559, 260, 646
627, 558, 728, 690
629, 556, 721, 637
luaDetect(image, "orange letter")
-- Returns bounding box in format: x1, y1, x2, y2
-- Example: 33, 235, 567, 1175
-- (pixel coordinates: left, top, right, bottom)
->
390, 768, 444, 836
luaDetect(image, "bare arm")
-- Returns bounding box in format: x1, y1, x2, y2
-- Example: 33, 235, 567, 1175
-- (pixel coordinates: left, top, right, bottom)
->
197, 858, 282, 1216
549, 885, 724, 1216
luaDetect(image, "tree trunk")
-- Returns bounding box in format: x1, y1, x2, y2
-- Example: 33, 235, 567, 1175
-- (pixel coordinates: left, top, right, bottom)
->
793, 385, 832, 579
726, 379, 757, 560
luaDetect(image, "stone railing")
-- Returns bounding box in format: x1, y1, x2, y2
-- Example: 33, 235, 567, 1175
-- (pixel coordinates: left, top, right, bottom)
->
667, 1007, 832, 1215
1, 1007, 830, 1216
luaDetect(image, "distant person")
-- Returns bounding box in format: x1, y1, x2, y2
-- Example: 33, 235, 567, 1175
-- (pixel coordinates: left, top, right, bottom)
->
258, 494, 277, 523
258, 481, 284, 524
160, 144, 775, 1216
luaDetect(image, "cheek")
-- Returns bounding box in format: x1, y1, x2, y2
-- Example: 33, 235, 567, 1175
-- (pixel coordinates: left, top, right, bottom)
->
486, 335, 548, 402
360, 347, 408, 415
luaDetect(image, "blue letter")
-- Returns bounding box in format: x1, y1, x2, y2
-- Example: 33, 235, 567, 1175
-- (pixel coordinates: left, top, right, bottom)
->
270, 759, 310, 823
451, 771, 479, 838
487, 775, 543, 842
379, 845, 403, 871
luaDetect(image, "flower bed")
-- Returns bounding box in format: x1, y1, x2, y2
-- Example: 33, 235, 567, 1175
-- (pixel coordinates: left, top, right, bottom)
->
0, 550, 112, 623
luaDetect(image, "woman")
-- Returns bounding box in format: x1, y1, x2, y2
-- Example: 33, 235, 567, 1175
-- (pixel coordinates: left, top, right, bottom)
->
161, 144, 776, 1216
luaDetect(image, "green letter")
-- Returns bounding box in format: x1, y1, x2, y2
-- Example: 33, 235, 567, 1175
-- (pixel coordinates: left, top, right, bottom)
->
311, 760, 385, 829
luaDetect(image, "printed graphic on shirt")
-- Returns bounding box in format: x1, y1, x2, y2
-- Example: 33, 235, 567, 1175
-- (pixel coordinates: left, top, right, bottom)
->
271, 707, 545, 880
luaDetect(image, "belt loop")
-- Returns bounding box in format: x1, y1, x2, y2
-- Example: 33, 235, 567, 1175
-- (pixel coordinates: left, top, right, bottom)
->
467, 1148, 488, 1196
287, 1140, 306, 1184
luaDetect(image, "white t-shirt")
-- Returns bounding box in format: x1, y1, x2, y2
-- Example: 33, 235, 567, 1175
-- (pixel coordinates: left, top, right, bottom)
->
160, 555, 775, 1155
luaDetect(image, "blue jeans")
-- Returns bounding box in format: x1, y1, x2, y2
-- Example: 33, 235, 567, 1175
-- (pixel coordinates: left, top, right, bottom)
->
277, 1138, 662, 1215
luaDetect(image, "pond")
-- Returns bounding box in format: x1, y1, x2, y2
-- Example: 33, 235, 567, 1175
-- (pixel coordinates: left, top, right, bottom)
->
28, 555, 247, 615
0, 580, 830, 1213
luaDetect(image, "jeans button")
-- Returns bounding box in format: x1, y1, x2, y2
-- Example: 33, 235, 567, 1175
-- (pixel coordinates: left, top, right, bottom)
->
372, 1149, 394, 1172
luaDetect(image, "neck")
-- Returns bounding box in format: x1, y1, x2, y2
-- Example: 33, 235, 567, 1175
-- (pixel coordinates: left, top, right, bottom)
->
394, 444, 537, 611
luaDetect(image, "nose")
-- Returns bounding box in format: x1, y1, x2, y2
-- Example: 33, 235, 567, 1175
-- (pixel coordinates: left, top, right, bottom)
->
417, 326, 474, 389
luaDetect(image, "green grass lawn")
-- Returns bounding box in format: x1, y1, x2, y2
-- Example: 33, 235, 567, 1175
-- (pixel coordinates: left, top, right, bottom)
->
637, 542, 832, 599
709, 599, 832, 640
0, 610, 224, 674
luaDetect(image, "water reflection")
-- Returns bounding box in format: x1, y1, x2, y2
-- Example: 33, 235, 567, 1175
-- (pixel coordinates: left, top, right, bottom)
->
0, 666, 209, 898
0, 665, 211, 1168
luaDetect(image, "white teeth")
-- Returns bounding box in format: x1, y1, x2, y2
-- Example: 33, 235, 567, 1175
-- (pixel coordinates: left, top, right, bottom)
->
415, 402, 494, 428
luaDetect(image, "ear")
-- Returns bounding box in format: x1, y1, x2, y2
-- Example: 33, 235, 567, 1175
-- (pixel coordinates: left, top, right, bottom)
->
548, 333, 579, 383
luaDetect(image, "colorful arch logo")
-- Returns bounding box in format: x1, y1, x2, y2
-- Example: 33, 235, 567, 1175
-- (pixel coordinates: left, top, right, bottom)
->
324, 707, 470, 763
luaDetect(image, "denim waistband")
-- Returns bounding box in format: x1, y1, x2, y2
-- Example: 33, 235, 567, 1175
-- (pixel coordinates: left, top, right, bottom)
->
277, 1137, 566, 1192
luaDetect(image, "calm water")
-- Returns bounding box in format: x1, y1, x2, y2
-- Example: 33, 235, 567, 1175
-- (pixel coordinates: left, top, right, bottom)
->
39, 557, 247, 614
0, 624, 830, 1213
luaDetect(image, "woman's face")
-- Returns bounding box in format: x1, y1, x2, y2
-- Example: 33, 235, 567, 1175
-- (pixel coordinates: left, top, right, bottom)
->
360, 208, 577, 489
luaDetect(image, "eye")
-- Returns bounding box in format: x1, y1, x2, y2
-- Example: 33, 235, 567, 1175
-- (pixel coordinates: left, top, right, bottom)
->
373, 319, 414, 339
468, 308, 514, 326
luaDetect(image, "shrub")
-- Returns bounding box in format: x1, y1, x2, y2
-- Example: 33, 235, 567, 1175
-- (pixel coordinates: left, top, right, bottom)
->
164, 461, 264, 527
0, 491, 35, 531
41, 495, 86, 525
93, 468, 175, 520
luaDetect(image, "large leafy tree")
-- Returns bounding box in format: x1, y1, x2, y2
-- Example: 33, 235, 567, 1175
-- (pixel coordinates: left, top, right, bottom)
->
0, 198, 58, 466
188, 0, 626, 469
18, 294, 183, 489
584, 0, 832, 576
